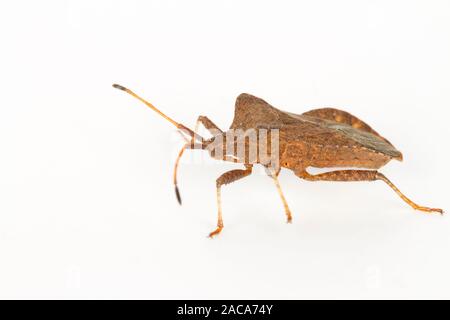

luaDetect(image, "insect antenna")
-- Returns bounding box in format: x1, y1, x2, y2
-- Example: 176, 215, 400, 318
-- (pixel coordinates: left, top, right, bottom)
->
113, 84, 210, 205
112, 84, 203, 142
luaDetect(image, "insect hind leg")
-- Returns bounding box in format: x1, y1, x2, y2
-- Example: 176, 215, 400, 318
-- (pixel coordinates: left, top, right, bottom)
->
298, 169, 443, 214
376, 172, 443, 214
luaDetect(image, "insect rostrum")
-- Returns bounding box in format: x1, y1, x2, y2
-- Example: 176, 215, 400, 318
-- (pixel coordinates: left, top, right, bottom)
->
113, 84, 443, 238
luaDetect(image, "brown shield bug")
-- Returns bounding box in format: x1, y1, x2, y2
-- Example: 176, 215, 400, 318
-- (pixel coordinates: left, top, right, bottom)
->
113, 84, 443, 237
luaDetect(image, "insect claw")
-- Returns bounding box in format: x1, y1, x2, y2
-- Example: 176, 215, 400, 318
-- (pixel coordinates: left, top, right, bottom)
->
208, 227, 223, 238
175, 185, 182, 205
431, 208, 443, 215
414, 206, 444, 215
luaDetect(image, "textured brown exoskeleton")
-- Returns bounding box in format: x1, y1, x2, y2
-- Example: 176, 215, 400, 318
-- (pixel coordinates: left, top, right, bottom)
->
113, 84, 443, 237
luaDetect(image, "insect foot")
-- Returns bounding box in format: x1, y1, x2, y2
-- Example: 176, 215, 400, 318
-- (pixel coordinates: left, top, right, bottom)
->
208, 226, 223, 238
414, 206, 444, 215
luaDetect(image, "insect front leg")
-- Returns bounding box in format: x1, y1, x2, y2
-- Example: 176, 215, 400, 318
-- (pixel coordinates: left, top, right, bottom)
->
298, 170, 443, 214
194, 116, 223, 134
210, 165, 253, 238
265, 168, 293, 223
173, 116, 223, 204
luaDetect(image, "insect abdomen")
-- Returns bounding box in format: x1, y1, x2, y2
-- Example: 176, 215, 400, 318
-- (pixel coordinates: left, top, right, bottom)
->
306, 144, 392, 169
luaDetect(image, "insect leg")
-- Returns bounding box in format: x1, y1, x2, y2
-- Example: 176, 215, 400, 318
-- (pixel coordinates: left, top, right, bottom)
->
210, 165, 253, 238
266, 168, 293, 223
194, 116, 223, 134
299, 170, 443, 214
375, 172, 443, 214
173, 116, 223, 204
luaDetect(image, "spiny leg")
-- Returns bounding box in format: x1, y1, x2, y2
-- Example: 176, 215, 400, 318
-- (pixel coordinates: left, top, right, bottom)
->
210, 165, 253, 238
299, 170, 443, 214
173, 116, 223, 204
266, 168, 293, 223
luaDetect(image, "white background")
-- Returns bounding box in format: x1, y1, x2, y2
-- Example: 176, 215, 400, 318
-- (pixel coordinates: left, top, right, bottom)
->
0, 0, 449, 299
